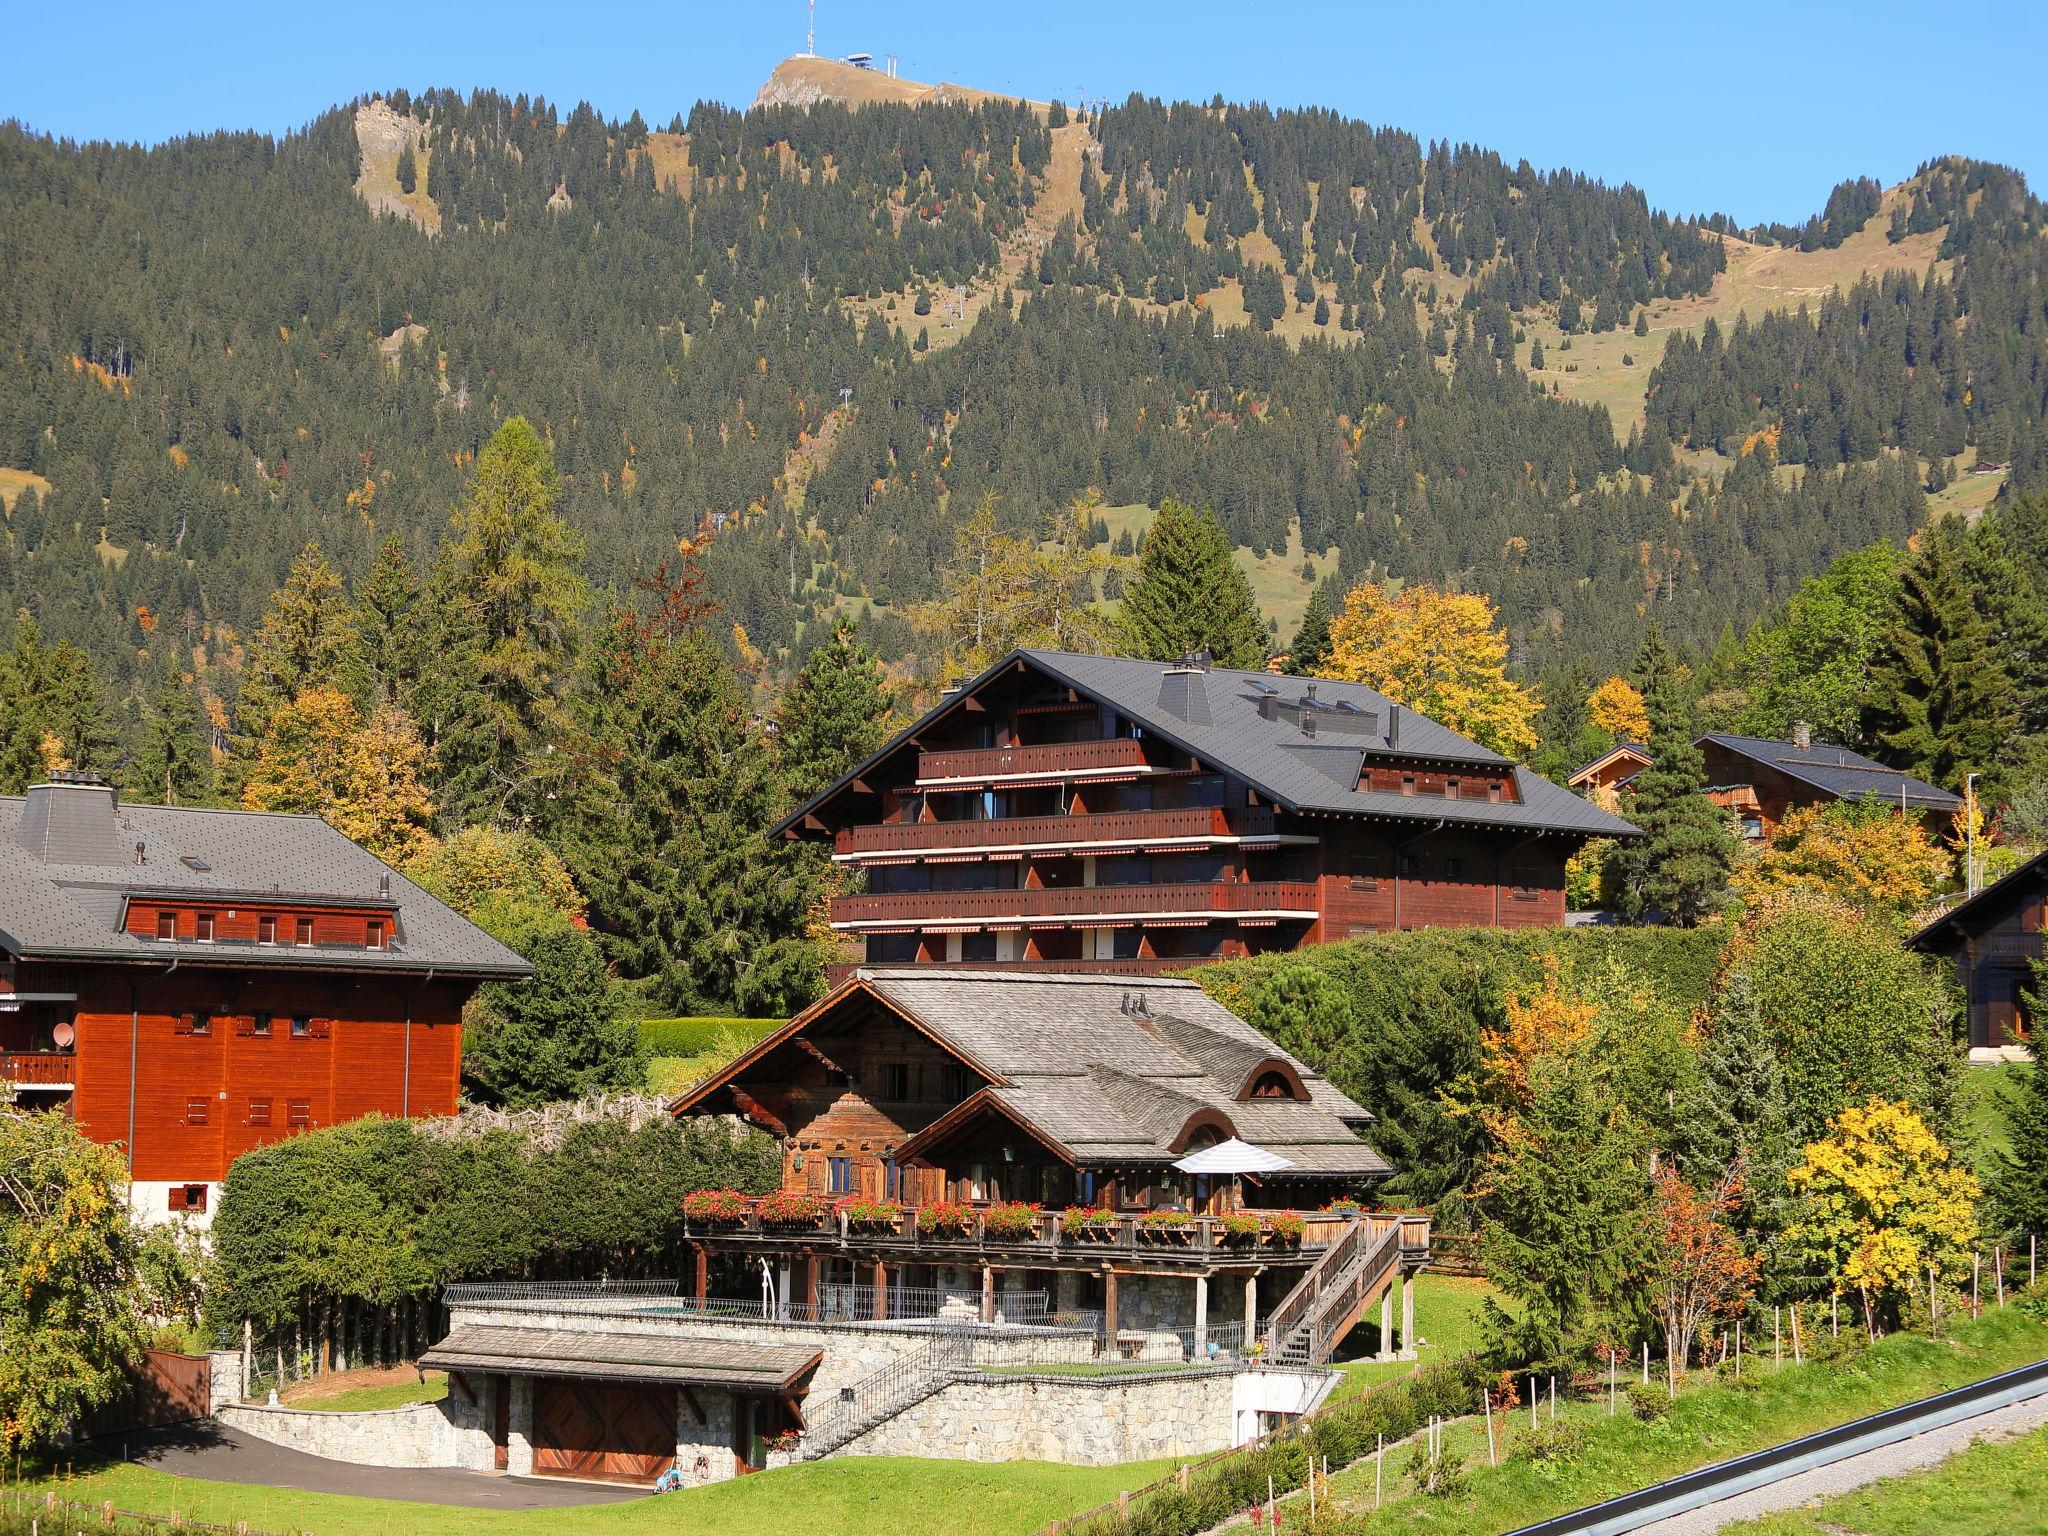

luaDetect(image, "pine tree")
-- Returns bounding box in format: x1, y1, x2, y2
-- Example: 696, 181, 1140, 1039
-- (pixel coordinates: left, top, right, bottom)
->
462, 927, 643, 1109
0, 614, 114, 792
777, 618, 896, 802
356, 535, 425, 709
1283, 582, 1335, 675
396, 143, 417, 195
1116, 499, 1267, 669
1621, 624, 1733, 925
1989, 962, 2048, 1240
127, 657, 215, 806
1860, 517, 2017, 792
427, 418, 589, 830
232, 542, 364, 769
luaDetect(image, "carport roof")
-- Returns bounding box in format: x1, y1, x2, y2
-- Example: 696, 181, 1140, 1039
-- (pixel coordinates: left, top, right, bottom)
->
421, 1325, 821, 1390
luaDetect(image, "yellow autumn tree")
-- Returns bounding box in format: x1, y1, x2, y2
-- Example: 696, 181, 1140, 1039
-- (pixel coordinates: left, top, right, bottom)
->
1325, 580, 1541, 758
1586, 675, 1650, 742
241, 686, 437, 865
1731, 801, 1949, 917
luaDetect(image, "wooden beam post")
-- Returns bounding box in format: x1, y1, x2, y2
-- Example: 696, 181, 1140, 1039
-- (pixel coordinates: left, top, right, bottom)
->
1244, 1270, 1259, 1336
803, 1250, 820, 1313
1400, 1266, 1417, 1360
693, 1245, 709, 1301
872, 1258, 888, 1321
1104, 1268, 1120, 1343
981, 1263, 996, 1325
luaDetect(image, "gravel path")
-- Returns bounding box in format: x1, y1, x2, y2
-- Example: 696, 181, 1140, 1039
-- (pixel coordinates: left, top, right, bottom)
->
1632, 1390, 2048, 1534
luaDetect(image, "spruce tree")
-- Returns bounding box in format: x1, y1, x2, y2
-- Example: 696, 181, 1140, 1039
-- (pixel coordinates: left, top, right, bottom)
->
231, 541, 364, 768
462, 927, 644, 1109
1621, 624, 1733, 925
427, 418, 589, 831
1283, 582, 1336, 675
1117, 499, 1267, 669
1860, 517, 2017, 792
1674, 968, 1798, 1277
1989, 963, 2048, 1240
0, 614, 115, 792
1962, 519, 2048, 773
395, 143, 417, 195
356, 534, 425, 709
776, 617, 896, 802
128, 657, 215, 806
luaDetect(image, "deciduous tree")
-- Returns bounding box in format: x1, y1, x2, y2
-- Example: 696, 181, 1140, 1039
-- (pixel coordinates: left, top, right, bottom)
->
241, 686, 437, 865
1325, 581, 1541, 758
1650, 1165, 1761, 1374
1586, 675, 1649, 742
1731, 801, 1950, 916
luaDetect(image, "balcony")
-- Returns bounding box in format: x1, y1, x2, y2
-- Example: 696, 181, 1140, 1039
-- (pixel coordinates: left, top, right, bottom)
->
1, 1052, 76, 1089
916, 738, 1153, 787
836, 805, 1281, 861
829, 880, 1321, 931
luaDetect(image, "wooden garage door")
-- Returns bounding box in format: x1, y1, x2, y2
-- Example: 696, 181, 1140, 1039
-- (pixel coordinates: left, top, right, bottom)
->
532, 1380, 676, 1483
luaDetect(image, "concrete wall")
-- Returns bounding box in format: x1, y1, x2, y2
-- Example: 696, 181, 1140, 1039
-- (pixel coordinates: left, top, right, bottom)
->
839, 1370, 1240, 1465
218, 1387, 495, 1471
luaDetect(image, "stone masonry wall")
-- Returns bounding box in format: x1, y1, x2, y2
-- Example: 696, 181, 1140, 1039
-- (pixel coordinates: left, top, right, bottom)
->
218, 1391, 495, 1470
839, 1371, 1239, 1466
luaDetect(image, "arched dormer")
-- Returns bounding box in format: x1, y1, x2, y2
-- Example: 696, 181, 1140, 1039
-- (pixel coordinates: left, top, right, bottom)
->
1167, 1108, 1237, 1154
1236, 1058, 1310, 1103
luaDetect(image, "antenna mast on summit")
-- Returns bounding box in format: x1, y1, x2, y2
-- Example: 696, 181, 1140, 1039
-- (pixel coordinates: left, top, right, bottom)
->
807, 0, 815, 57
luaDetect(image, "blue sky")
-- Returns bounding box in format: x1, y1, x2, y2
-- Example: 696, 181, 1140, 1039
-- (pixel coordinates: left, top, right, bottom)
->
8, 1, 2043, 226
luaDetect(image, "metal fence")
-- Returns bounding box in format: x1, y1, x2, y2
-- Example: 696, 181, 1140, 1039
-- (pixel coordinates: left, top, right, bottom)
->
970, 1320, 1251, 1373
442, 1278, 679, 1305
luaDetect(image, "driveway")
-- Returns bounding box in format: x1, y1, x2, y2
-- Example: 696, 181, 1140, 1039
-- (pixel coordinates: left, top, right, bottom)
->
106, 1423, 646, 1510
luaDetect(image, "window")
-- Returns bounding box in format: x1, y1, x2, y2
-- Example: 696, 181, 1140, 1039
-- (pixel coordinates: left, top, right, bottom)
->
167, 1183, 208, 1213
1111, 927, 1144, 960
257, 913, 277, 945
828, 1156, 855, 1194
184, 1097, 209, 1126
1400, 775, 1417, 796
290, 1015, 313, 1038
1099, 855, 1152, 886
1346, 853, 1380, 891
1399, 853, 1422, 878
883, 1063, 911, 1101
295, 916, 314, 947
251, 1012, 272, 1037
823, 1066, 850, 1089
1487, 781, 1504, 804
286, 1099, 312, 1128
189, 1013, 212, 1036
1741, 816, 1764, 840
884, 1158, 900, 1200
366, 919, 387, 950
865, 932, 919, 964
1445, 779, 1461, 800
945, 1064, 977, 1101
248, 1098, 272, 1127
1444, 856, 1466, 880
195, 912, 215, 943
959, 931, 998, 962
155, 910, 177, 941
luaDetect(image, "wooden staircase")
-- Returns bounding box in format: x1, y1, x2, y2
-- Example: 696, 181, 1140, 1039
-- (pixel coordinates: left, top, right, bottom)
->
1261, 1216, 1409, 1368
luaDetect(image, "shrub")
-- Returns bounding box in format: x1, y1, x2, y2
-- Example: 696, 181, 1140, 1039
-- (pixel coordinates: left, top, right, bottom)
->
1517, 1416, 1588, 1464
682, 1188, 751, 1224
979, 1200, 1040, 1238
1625, 1379, 1673, 1421
1402, 1440, 1470, 1497
916, 1200, 974, 1235
639, 1016, 783, 1057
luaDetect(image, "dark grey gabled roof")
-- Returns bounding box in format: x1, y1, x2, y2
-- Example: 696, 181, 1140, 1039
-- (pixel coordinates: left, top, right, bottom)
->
0, 789, 531, 978
1698, 734, 1962, 812
777, 648, 1637, 841
1907, 846, 2048, 952
865, 969, 1390, 1178
421, 1325, 820, 1389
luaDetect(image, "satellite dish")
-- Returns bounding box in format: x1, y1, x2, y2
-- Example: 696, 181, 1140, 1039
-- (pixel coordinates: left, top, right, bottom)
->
52, 1020, 76, 1049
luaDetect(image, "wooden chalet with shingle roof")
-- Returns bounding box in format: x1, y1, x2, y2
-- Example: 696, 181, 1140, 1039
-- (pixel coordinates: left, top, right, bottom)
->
776, 649, 1638, 977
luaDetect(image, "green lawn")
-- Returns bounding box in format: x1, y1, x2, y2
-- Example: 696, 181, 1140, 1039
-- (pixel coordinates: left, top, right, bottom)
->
1330, 1274, 1499, 1398
1303, 1305, 2048, 1534
1733, 1424, 2048, 1536
27, 1454, 1180, 1536
288, 1373, 449, 1413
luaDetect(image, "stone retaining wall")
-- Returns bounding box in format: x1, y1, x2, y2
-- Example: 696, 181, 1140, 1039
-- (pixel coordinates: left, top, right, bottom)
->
838, 1370, 1240, 1465
218, 1394, 494, 1470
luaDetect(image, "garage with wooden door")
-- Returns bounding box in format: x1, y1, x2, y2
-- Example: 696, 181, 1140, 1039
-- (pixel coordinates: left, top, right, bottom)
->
422, 1324, 822, 1485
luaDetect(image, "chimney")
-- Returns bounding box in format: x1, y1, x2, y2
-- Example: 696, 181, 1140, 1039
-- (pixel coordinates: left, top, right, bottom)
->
1300, 708, 1317, 738
17, 772, 126, 865
1791, 721, 1812, 752
1256, 692, 1277, 721
1387, 704, 1402, 750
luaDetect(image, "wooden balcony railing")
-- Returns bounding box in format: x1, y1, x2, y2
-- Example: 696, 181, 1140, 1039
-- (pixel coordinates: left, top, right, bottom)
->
830, 880, 1321, 929
0, 1052, 76, 1087
916, 738, 1150, 785
837, 805, 1276, 858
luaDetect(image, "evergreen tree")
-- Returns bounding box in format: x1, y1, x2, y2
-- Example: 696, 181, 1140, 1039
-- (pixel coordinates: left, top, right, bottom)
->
1283, 582, 1335, 675
1528, 338, 1544, 370
232, 542, 364, 768
1860, 517, 2017, 792
395, 143, 417, 195
1621, 624, 1733, 925
127, 657, 215, 806
0, 614, 115, 793
567, 566, 827, 1016
462, 927, 644, 1110
1116, 499, 1267, 669
1962, 519, 2048, 773
427, 418, 589, 830
356, 535, 425, 709
776, 618, 896, 802
1989, 962, 2048, 1240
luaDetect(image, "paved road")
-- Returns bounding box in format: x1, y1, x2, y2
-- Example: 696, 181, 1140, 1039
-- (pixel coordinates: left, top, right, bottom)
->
1632, 1390, 2048, 1534
104, 1424, 646, 1511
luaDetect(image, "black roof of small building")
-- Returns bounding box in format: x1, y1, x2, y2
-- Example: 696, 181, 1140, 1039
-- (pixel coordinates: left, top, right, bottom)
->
779, 649, 1638, 841
1908, 848, 2048, 952
1698, 734, 1962, 813
0, 779, 530, 978
422, 1324, 821, 1390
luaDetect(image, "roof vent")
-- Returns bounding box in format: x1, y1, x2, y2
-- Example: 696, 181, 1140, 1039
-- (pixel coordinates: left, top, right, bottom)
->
1165, 649, 1211, 674
1387, 704, 1402, 750
379, 872, 392, 899
17, 774, 125, 865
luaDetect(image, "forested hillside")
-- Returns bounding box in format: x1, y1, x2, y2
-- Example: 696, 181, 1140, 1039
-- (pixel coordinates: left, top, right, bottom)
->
1, 67, 2042, 737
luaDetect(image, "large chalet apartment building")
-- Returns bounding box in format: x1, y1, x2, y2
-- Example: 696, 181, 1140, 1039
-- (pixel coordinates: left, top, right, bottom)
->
777, 649, 1637, 973
0, 773, 528, 1221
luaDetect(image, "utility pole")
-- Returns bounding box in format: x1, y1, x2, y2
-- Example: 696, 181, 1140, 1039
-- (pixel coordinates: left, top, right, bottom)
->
1966, 773, 1980, 895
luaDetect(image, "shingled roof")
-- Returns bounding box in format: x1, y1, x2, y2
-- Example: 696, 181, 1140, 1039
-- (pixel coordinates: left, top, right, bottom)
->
683, 969, 1390, 1180
0, 779, 530, 978
777, 649, 1637, 841
422, 1325, 821, 1389
1699, 734, 1962, 813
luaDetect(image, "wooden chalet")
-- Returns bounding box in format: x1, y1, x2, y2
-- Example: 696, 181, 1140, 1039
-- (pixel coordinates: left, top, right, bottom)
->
1910, 849, 2048, 1055
0, 772, 529, 1221
1697, 729, 1962, 839
776, 649, 1638, 977
1566, 742, 1652, 795
672, 968, 1426, 1348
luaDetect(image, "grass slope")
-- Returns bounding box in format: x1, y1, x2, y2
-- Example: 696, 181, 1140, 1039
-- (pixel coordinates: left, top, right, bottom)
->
1305, 1306, 2048, 1535
1331, 1275, 1499, 1400
1734, 1424, 2048, 1536
30, 1453, 1179, 1536
0, 468, 49, 511
284, 1373, 449, 1414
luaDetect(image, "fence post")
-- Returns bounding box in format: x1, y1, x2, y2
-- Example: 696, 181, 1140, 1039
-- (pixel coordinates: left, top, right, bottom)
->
1485, 1389, 1496, 1464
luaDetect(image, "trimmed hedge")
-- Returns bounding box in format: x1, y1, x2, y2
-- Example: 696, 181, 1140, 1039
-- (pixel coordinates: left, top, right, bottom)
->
638, 1016, 784, 1057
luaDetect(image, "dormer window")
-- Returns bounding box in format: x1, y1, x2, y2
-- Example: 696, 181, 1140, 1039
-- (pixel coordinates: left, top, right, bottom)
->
366, 919, 387, 951
1445, 778, 1461, 800
195, 912, 215, 943
258, 914, 277, 946
1487, 781, 1504, 804
1400, 775, 1417, 796
156, 911, 177, 941
296, 917, 314, 948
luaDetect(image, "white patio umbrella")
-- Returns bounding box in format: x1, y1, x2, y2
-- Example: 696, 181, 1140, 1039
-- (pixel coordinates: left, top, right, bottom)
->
1173, 1138, 1294, 1213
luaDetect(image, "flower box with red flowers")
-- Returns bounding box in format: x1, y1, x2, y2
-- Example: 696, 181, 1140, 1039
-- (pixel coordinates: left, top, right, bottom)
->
682, 1188, 750, 1225
839, 1198, 905, 1231
757, 1189, 832, 1228
1263, 1211, 1306, 1245
1216, 1212, 1265, 1244
1060, 1207, 1121, 1241
916, 1200, 975, 1237
978, 1200, 1042, 1240
1137, 1209, 1196, 1244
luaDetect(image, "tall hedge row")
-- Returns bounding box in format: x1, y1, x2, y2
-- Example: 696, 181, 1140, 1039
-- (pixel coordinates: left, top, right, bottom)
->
1197, 927, 1727, 1218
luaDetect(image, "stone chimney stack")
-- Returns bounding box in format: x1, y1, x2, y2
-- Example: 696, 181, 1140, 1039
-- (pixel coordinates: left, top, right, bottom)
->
1792, 721, 1813, 752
